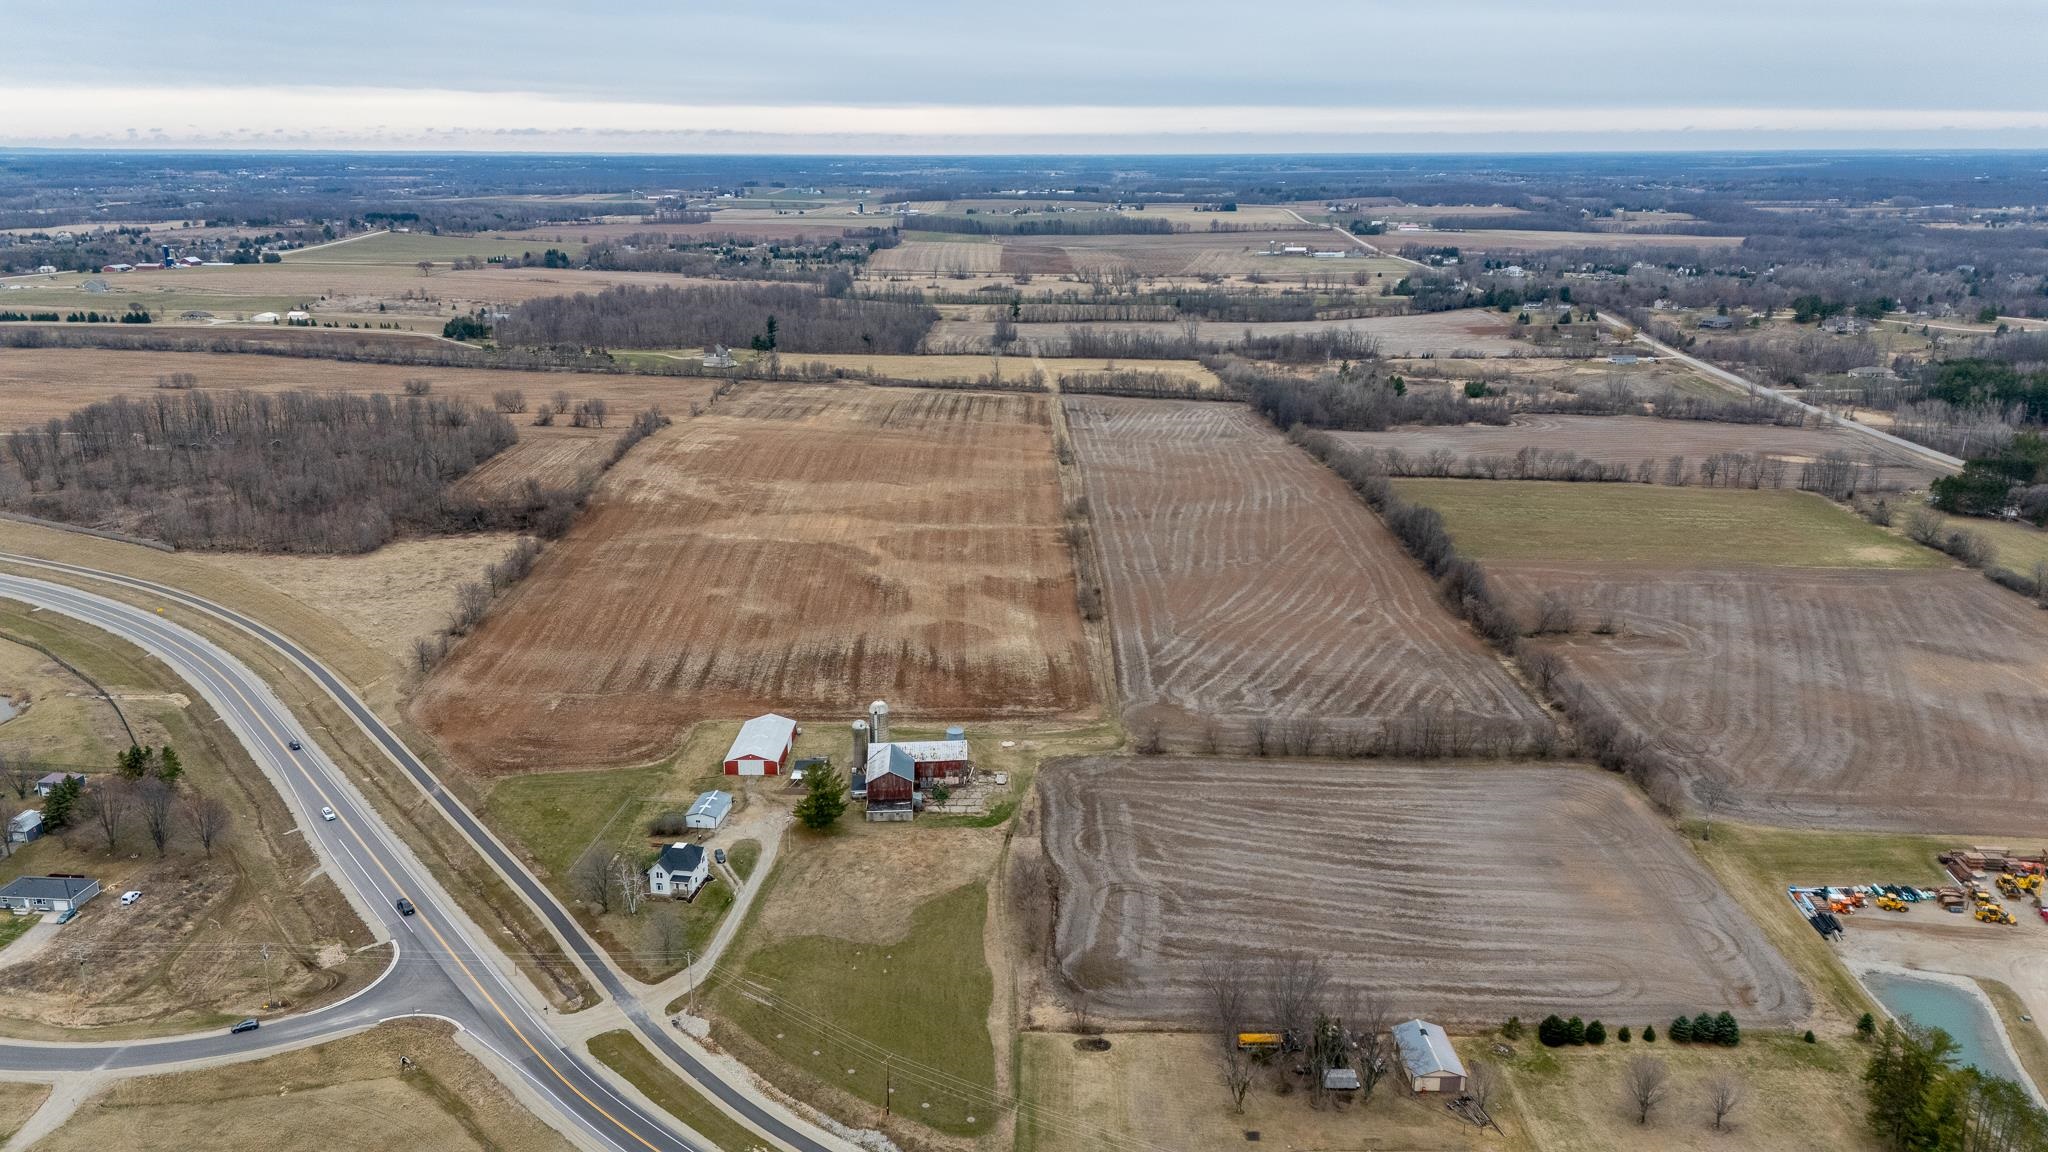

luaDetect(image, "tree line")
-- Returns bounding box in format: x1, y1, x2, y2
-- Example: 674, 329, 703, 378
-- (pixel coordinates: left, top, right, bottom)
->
495, 283, 937, 354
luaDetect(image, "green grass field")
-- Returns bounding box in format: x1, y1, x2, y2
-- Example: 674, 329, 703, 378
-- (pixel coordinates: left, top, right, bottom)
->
709, 883, 995, 1137
587, 1030, 770, 1152
0, 917, 37, 954
1395, 480, 1947, 568
481, 763, 668, 878
727, 840, 761, 884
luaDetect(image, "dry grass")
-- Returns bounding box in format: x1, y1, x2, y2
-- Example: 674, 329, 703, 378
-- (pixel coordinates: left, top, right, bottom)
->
34, 1019, 571, 1152
414, 384, 1094, 775
1042, 757, 1808, 1027
0, 1082, 48, 1144
197, 535, 522, 666
449, 425, 615, 500
866, 240, 1004, 273
1017, 1030, 1519, 1152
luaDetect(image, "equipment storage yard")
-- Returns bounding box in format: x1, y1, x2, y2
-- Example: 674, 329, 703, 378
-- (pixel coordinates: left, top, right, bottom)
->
1040, 757, 1807, 1027
1062, 396, 1553, 752
413, 383, 1094, 774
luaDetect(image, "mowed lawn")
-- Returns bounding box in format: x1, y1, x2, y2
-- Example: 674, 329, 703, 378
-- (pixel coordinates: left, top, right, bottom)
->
707, 883, 995, 1138
586, 1031, 767, 1152
1394, 480, 1947, 568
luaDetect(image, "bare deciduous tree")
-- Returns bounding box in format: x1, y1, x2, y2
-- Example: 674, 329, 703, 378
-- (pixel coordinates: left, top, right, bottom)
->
88, 777, 133, 852
1706, 1073, 1745, 1131
137, 777, 176, 856
1625, 1056, 1670, 1125
572, 849, 619, 914
3, 758, 30, 800
491, 389, 527, 413
1532, 591, 1576, 635
1199, 957, 1255, 1112
183, 793, 230, 857
0, 793, 15, 858
1467, 1059, 1501, 1114
552, 390, 572, 414
1263, 951, 1330, 1083
1352, 991, 1393, 1100
615, 857, 646, 916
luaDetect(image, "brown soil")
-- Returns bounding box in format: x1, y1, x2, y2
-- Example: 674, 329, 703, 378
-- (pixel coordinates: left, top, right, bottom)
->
1501, 563, 2048, 833
1063, 396, 1552, 750
414, 383, 1094, 775
1039, 756, 1809, 1027
449, 424, 616, 500
1331, 413, 1940, 489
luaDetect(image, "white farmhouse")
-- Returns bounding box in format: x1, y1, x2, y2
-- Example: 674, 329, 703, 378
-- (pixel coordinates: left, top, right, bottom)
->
647, 843, 709, 900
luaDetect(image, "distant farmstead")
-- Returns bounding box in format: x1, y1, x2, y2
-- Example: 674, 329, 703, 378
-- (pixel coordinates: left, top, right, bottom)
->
849, 699, 973, 821
724, 713, 797, 776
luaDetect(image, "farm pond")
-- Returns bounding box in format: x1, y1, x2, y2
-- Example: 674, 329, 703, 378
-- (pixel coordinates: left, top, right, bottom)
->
1862, 971, 2025, 1084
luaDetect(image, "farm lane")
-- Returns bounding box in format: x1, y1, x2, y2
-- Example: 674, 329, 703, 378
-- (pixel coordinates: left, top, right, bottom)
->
0, 557, 856, 1152
0, 572, 714, 1152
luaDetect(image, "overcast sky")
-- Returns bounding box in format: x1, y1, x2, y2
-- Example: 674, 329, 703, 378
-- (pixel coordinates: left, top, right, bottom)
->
8, 1, 2048, 152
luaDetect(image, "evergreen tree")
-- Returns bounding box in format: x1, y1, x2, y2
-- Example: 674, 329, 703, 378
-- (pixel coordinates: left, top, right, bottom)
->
1857, 1012, 1877, 1041
1537, 1014, 1568, 1048
1693, 1013, 1716, 1042
1864, 1020, 1957, 1150
1714, 1011, 1741, 1047
1670, 1016, 1693, 1043
1585, 1020, 1606, 1046
1566, 1016, 1587, 1045
156, 746, 182, 785
118, 744, 150, 780
42, 776, 81, 830
1501, 1016, 1523, 1041
1642, 1024, 1655, 1043
792, 760, 847, 831
1618, 1025, 1631, 1043
1804, 1030, 1817, 1044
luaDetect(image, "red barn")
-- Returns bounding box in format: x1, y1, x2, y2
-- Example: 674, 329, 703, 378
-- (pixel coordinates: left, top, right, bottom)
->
864, 744, 916, 806
723, 714, 796, 776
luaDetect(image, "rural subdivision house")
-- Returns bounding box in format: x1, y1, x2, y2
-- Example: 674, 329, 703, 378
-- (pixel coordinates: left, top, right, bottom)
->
648, 843, 709, 900
0, 875, 100, 915
1392, 1019, 1467, 1094
35, 771, 85, 798
723, 714, 797, 776
684, 790, 732, 831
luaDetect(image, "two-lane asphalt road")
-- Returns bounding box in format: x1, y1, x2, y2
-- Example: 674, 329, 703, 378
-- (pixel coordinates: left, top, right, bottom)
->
0, 572, 698, 1152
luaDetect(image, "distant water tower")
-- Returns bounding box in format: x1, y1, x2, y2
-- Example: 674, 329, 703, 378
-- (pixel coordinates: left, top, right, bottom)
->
868, 700, 890, 743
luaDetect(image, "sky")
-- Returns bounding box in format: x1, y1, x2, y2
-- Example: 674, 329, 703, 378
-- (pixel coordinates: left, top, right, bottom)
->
7, 1, 2048, 153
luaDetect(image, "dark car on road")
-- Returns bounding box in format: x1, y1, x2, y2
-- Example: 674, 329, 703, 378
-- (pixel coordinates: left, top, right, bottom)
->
287, 739, 302, 751
714, 848, 726, 865
231, 1018, 260, 1034
395, 898, 416, 917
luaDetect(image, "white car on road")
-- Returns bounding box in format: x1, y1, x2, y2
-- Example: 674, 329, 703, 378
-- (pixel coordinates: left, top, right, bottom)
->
119, 890, 142, 906
320, 806, 337, 821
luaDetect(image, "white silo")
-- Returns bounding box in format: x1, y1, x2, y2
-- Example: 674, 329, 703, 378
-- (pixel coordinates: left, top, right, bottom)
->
851, 719, 870, 769
868, 700, 890, 743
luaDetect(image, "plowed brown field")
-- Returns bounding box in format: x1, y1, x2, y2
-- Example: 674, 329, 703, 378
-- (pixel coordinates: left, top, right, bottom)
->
1499, 564, 2048, 833
1041, 757, 1807, 1026
449, 425, 614, 499
1332, 413, 1940, 489
413, 384, 1092, 774
1062, 397, 1551, 750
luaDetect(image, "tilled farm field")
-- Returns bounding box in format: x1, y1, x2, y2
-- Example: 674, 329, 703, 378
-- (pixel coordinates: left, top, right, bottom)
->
1332, 413, 1940, 489
413, 383, 1092, 774
449, 424, 615, 499
1064, 397, 1551, 751
1040, 757, 1807, 1026
1498, 564, 2048, 833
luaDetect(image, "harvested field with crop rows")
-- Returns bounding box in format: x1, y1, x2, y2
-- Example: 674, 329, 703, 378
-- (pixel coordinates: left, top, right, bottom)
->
1497, 564, 2048, 833
1041, 757, 1807, 1026
450, 425, 614, 500
413, 383, 1092, 774
1063, 397, 1551, 752
1333, 413, 1941, 490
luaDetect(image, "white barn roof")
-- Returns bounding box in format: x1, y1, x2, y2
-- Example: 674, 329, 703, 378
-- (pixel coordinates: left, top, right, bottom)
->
1392, 1019, 1466, 1079
688, 791, 733, 822
726, 714, 796, 763
884, 740, 968, 763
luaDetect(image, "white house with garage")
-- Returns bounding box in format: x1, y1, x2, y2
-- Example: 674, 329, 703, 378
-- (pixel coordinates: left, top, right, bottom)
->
647, 843, 709, 900
0, 875, 100, 915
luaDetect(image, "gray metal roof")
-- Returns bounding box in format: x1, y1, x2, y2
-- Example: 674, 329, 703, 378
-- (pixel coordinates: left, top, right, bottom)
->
866, 744, 915, 783
687, 791, 733, 821
0, 876, 98, 901
1392, 1019, 1466, 1079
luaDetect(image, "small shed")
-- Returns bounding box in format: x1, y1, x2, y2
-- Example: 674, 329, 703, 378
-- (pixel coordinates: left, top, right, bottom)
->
0, 876, 100, 915
1392, 1019, 1466, 1094
6, 809, 41, 845
685, 790, 733, 831
647, 844, 709, 900
1322, 1067, 1362, 1091
724, 714, 797, 776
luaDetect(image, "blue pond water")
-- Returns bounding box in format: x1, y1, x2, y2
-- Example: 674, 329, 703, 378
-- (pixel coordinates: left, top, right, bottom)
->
1862, 971, 2024, 1083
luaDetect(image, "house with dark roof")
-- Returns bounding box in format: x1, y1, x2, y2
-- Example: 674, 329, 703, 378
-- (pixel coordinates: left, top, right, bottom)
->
0, 875, 100, 915
648, 843, 709, 900
36, 772, 85, 798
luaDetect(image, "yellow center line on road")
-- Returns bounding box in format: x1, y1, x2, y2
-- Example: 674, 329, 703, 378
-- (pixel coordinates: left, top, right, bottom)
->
21, 583, 669, 1152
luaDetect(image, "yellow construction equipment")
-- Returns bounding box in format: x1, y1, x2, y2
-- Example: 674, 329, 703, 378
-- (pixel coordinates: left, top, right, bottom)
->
1998, 874, 2025, 899
1875, 894, 1909, 912
1976, 905, 2017, 925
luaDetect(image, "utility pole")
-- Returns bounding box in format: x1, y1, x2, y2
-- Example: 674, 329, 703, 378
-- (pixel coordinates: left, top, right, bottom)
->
261, 943, 273, 1007
885, 1057, 893, 1116
685, 948, 697, 1016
